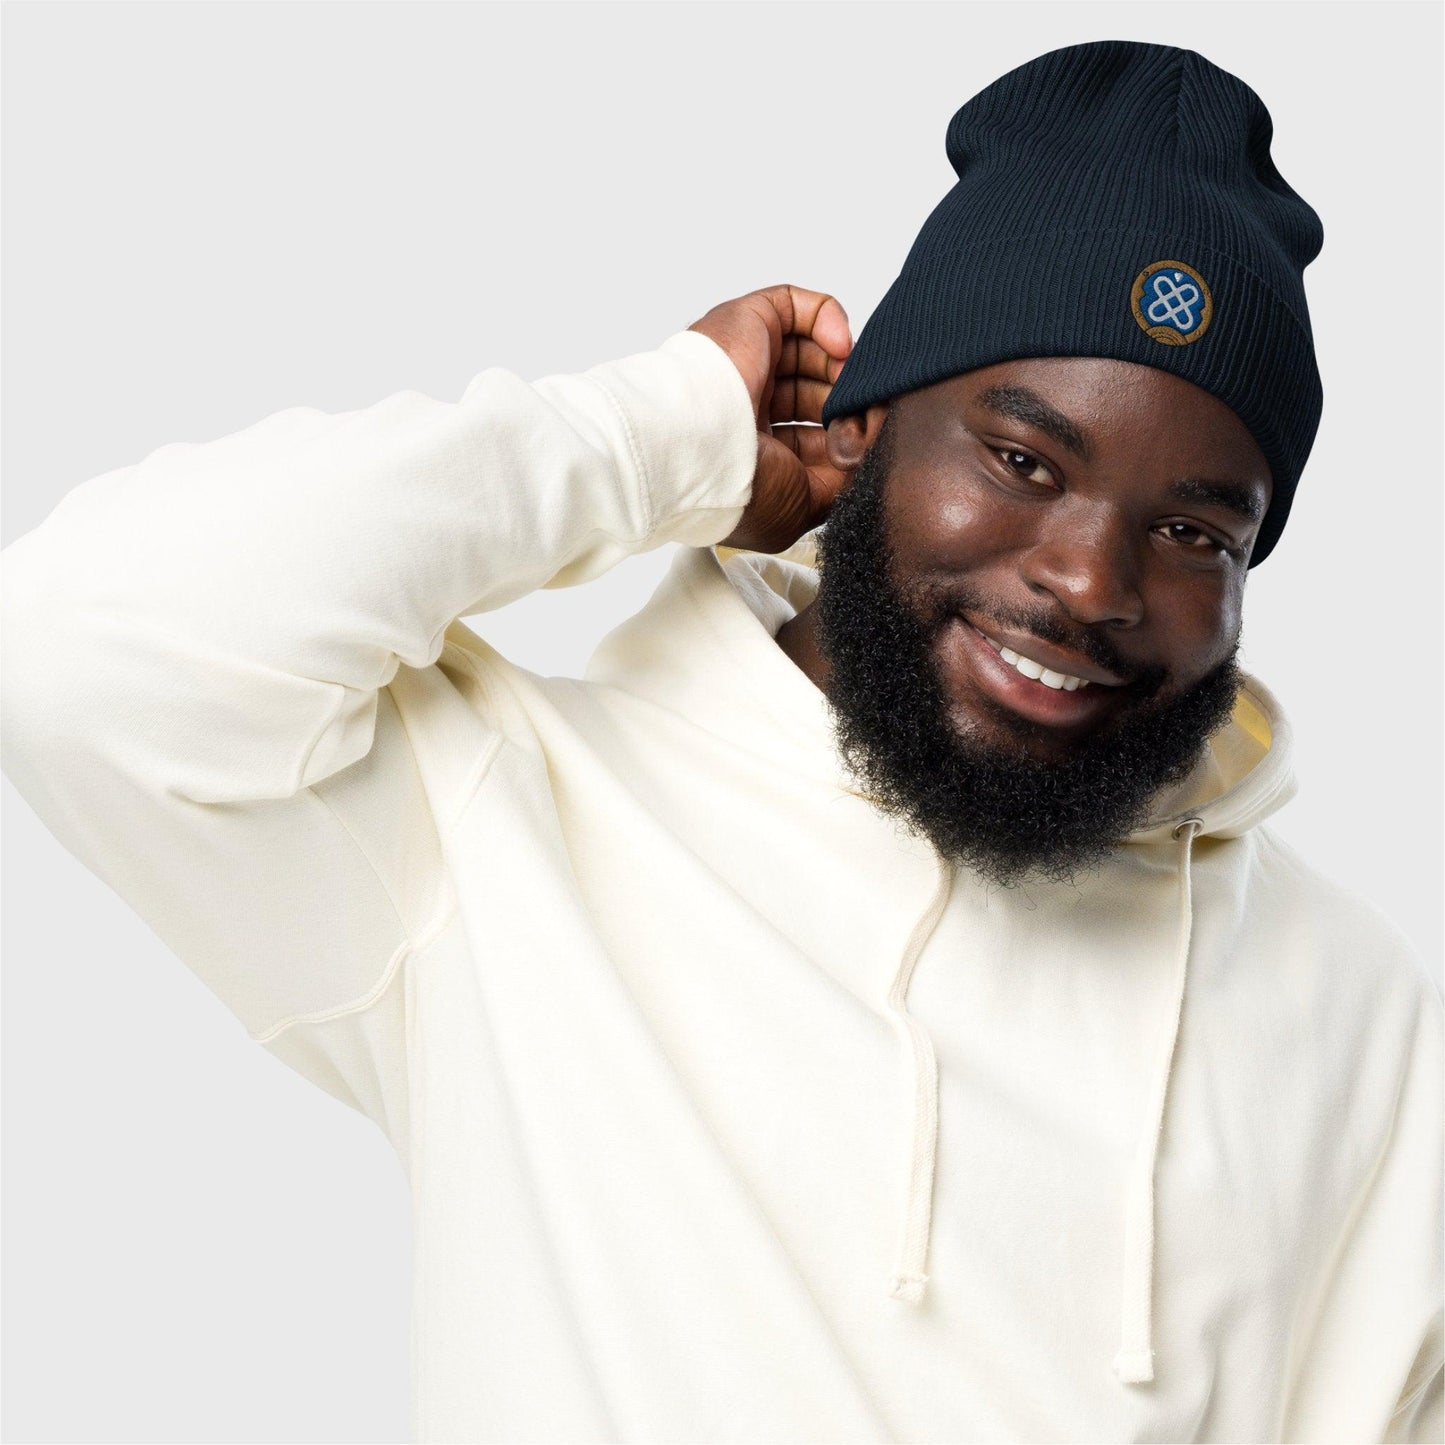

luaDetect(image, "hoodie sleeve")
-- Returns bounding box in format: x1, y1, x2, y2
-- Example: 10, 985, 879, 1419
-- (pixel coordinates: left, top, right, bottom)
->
0, 328, 758, 1135
1280, 962, 1444, 1444
1375, 983, 1444, 1445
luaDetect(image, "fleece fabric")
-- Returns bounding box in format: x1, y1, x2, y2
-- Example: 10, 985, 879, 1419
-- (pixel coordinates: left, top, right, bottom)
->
2, 328, 1441, 1444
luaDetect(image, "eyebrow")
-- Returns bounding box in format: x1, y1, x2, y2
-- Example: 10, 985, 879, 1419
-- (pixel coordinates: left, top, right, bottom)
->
1166, 477, 1265, 523
976, 384, 1092, 461
974, 383, 1266, 525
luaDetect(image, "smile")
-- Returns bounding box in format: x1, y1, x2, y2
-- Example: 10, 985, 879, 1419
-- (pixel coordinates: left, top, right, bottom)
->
936, 618, 1127, 730
975, 630, 1095, 691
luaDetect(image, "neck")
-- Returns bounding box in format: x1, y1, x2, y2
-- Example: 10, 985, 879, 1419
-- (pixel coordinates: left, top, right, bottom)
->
776, 601, 831, 694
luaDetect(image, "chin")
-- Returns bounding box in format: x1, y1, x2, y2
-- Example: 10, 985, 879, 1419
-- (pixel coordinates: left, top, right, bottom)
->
946, 687, 1112, 762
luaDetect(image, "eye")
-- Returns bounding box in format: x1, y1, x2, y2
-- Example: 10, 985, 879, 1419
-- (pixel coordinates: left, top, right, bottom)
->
1157, 521, 1231, 554
996, 448, 1055, 487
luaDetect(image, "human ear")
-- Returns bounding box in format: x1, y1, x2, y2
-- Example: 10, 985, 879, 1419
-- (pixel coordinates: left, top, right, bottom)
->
825, 404, 889, 474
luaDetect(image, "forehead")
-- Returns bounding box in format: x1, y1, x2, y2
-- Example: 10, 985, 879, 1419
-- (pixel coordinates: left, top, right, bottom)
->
908, 355, 1271, 484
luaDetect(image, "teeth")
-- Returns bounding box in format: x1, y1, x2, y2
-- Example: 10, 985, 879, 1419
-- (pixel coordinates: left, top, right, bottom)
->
994, 641, 1091, 691
1001, 648, 1045, 680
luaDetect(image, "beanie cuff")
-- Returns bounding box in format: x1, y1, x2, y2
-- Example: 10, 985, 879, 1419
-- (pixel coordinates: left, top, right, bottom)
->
821, 220, 1322, 567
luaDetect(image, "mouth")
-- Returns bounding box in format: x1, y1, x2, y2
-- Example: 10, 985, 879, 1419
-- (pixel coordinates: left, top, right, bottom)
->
936, 617, 1130, 730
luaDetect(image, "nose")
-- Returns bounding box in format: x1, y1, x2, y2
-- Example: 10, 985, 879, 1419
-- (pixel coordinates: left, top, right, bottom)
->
1019, 513, 1145, 628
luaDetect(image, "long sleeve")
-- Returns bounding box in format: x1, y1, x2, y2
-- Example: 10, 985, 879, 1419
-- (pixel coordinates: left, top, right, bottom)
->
1, 328, 758, 1129
1281, 970, 1445, 1443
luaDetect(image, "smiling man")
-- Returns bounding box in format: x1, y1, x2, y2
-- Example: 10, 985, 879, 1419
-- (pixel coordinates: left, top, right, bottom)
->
4, 38, 1441, 1445
777, 359, 1272, 888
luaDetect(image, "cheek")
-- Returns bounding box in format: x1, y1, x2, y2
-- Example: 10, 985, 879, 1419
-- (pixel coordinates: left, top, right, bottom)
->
1203, 575, 1247, 650
886, 469, 1012, 564
1156, 583, 1246, 683
1219, 587, 1246, 644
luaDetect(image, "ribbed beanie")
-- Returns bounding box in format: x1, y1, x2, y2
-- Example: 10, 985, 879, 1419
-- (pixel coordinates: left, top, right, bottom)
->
820, 40, 1324, 567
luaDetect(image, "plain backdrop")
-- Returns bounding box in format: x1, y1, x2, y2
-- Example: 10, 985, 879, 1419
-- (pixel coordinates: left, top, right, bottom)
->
3, 3, 1441, 1441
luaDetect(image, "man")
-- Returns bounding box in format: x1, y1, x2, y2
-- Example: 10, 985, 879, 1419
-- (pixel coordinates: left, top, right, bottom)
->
3, 39, 1440, 1445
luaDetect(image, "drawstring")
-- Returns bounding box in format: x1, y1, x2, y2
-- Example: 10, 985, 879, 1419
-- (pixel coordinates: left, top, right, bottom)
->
875, 815, 1205, 1381
884, 851, 954, 1304
1112, 815, 1204, 1385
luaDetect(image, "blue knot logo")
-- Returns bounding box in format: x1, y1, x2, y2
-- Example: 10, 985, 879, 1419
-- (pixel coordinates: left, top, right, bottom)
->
1130, 260, 1214, 346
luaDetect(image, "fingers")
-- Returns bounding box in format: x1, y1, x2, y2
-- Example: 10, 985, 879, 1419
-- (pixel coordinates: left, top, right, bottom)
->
689, 285, 851, 435
758, 284, 852, 361
767, 374, 832, 425
769, 337, 848, 424
770, 423, 852, 498
779, 335, 846, 385
770, 422, 832, 466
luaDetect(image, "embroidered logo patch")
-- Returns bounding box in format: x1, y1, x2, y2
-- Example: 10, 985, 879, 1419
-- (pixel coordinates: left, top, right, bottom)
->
1130, 259, 1214, 345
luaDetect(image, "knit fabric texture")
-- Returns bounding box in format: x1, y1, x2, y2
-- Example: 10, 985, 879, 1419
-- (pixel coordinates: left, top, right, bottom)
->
820, 39, 1324, 567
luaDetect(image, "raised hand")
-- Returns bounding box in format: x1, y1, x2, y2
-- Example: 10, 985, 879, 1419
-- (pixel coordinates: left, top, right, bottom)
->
687, 284, 854, 554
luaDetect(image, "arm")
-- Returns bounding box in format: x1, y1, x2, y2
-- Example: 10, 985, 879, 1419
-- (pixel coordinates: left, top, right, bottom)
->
0, 327, 761, 1125
2, 279, 852, 1137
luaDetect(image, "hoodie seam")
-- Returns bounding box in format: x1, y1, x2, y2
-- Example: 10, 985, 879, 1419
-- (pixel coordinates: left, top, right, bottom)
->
587, 373, 655, 541
250, 886, 459, 1043
1389, 1364, 1439, 1424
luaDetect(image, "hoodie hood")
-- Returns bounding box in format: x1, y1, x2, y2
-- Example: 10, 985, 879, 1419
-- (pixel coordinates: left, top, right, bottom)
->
587, 526, 1299, 1389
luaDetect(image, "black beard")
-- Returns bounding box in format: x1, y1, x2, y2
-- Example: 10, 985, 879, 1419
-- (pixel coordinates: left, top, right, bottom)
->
812, 414, 1244, 890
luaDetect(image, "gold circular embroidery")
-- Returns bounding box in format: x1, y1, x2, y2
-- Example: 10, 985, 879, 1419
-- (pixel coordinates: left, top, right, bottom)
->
1130, 259, 1214, 345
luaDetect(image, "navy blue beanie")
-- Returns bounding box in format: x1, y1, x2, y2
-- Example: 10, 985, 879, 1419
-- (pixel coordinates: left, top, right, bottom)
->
820, 39, 1324, 567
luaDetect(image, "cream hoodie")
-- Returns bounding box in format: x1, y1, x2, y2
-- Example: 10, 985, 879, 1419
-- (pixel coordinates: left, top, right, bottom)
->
2, 329, 1441, 1445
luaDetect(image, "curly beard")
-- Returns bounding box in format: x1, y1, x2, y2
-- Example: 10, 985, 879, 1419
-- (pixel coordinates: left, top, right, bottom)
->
812, 413, 1243, 889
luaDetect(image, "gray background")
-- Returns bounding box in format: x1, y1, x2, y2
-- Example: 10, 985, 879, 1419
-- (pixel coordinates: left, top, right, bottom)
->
3, 2, 1440, 1441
